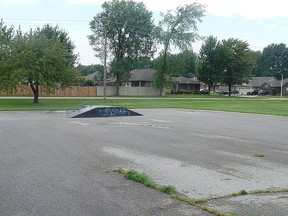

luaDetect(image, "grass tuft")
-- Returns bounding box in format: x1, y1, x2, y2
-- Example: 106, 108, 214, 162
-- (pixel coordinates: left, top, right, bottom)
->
160, 185, 176, 194
114, 168, 288, 216
255, 154, 265, 157
238, 189, 248, 195
124, 169, 156, 189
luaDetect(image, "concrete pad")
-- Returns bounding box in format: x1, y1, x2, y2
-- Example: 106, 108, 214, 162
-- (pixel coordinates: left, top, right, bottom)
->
206, 193, 288, 216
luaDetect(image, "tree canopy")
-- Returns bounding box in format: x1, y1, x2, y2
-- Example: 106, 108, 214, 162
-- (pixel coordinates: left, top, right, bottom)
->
197, 37, 255, 95
220, 38, 255, 95
40, 24, 79, 65
77, 64, 104, 76
88, 0, 155, 94
197, 35, 222, 93
154, 3, 206, 94
153, 50, 197, 78
0, 23, 81, 103
259, 43, 288, 79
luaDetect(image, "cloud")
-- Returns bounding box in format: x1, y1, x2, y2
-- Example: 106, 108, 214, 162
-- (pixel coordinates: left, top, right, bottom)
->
0, 0, 40, 5
66, 0, 103, 5
66, 0, 288, 20
200, 0, 288, 20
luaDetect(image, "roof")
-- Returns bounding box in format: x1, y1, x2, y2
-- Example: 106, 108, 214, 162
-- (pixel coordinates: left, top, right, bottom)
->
129, 68, 155, 82
171, 76, 199, 84
263, 77, 288, 87
249, 77, 276, 87
85, 72, 101, 81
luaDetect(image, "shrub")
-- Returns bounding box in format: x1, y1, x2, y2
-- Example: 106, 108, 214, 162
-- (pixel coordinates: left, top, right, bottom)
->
192, 90, 201, 95
178, 89, 190, 94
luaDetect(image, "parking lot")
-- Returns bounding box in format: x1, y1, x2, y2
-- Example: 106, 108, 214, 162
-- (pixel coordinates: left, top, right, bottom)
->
0, 109, 287, 215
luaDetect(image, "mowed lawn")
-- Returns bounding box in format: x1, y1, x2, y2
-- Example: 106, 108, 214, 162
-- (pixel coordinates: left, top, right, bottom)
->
0, 96, 287, 117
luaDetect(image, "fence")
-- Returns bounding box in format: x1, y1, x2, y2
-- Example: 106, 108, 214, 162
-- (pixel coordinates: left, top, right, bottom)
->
0, 85, 97, 97
97, 86, 160, 96
0, 85, 161, 97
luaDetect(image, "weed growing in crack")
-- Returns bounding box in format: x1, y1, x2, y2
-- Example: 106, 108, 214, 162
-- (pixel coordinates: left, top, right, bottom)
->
255, 154, 265, 157
160, 185, 176, 194
239, 189, 248, 195
124, 169, 157, 189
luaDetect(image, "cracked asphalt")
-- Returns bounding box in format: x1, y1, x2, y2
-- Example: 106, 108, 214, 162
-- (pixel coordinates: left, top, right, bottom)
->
0, 109, 287, 216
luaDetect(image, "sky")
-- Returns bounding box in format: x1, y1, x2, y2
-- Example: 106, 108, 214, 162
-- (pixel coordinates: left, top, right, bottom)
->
1, 0, 288, 65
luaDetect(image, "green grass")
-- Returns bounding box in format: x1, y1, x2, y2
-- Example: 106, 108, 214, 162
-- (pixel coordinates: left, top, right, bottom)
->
238, 189, 248, 195
255, 154, 265, 157
124, 169, 157, 189
0, 96, 287, 116
115, 168, 176, 194
115, 168, 288, 216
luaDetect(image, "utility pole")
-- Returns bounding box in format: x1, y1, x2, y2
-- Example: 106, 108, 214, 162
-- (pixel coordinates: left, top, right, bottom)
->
103, 27, 107, 100
280, 72, 283, 98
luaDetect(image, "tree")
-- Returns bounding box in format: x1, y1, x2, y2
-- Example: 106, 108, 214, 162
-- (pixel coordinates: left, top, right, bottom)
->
0, 25, 81, 103
218, 38, 255, 96
259, 43, 288, 79
197, 35, 223, 94
77, 64, 104, 76
250, 50, 262, 77
88, 0, 155, 95
154, 3, 206, 95
0, 19, 14, 48
153, 50, 197, 77
40, 24, 79, 65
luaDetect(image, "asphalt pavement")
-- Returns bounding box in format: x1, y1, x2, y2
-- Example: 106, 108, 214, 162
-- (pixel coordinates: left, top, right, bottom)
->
0, 109, 287, 216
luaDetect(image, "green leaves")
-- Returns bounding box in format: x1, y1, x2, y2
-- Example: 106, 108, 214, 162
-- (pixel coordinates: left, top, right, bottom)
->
89, 0, 154, 60
259, 43, 288, 79
0, 23, 81, 103
197, 35, 221, 91
88, 0, 155, 94
157, 3, 206, 52
197, 36, 255, 94
154, 3, 206, 93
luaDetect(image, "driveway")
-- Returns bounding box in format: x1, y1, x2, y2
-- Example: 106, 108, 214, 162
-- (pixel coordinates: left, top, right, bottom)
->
0, 109, 287, 216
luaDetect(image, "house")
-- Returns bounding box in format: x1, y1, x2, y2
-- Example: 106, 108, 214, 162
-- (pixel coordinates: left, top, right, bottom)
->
283, 78, 288, 95
170, 76, 200, 93
124, 68, 155, 87
82, 72, 102, 86
123, 68, 200, 94
239, 77, 277, 94
261, 77, 288, 95
238, 76, 288, 95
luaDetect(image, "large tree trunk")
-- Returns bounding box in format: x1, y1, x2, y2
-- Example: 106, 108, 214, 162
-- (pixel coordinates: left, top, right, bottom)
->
228, 84, 232, 96
33, 88, 39, 103
29, 80, 39, 103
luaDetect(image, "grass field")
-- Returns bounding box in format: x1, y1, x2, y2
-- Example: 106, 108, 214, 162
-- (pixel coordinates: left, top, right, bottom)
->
0, 96, 287, 116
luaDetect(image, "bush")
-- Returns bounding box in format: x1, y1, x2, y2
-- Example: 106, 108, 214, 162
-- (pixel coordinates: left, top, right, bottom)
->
192, 90, 201, 95
178, 89, 190, 94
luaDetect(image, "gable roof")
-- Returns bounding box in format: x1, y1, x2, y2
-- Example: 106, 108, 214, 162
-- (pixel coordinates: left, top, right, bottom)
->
263, 77, 288, 87
171, 76, 199, 84
250, 77, 276, 87
85, 72, 101, 81
129, 68, 155, 82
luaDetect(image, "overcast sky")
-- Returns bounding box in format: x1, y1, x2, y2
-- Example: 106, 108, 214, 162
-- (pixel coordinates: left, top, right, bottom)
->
1, 0, 288, 65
